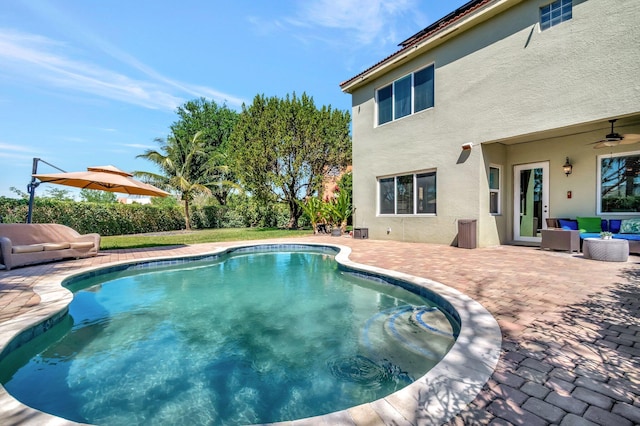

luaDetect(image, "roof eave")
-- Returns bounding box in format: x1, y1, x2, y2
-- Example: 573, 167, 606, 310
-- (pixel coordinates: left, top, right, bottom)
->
340, 0, 522, 94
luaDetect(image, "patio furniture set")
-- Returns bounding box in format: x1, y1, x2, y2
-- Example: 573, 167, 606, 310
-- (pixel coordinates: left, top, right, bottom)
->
541, 217, 640, 262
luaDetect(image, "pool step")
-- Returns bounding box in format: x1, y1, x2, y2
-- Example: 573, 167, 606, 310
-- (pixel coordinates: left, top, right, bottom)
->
361, 305, 455, 365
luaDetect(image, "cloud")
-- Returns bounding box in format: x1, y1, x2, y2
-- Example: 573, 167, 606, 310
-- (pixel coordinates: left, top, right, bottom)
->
0, 142, 37, 153
0, 29, 182, 110
0, 28, 247, 111
0, 142, 39, 159
293, 0, 424, 45
122, 143, 156, 150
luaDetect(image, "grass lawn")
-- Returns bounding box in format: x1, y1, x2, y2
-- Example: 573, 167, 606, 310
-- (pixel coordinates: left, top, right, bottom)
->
100, 227, 313, 250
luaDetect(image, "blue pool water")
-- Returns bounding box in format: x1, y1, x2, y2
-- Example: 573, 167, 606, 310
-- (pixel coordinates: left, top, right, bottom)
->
0, 249, 457, 425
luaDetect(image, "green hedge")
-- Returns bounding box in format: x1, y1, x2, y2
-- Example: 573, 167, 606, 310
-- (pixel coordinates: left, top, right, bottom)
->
190, 195, 308, 229
0, 196, 309, 234
0, 197, 184, 236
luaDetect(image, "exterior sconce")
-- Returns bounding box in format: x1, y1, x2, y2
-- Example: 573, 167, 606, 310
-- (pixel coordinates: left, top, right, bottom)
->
461, 142, 473, 151
563, 157, 573, 176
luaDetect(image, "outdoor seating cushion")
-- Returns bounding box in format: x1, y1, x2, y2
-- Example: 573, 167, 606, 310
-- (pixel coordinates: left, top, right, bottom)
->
559, 219, 578, 230
12, 244, 45, 254
69, 241, 95, 249
609, 219, 622, 233
614, 234, 640, 241
42, 242, 71, 251
580, 233, 601, 240
620, 218, 640, 234
577, 217, 602, 233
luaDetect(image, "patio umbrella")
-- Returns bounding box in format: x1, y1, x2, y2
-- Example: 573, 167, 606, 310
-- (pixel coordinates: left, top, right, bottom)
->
32, 165, 170, 197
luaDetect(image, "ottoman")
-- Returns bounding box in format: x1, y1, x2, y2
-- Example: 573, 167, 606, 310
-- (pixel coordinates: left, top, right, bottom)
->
582, 238, 629, 262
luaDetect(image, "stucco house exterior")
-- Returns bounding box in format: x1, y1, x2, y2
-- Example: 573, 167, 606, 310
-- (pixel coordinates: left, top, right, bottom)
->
340, 0, 640, 247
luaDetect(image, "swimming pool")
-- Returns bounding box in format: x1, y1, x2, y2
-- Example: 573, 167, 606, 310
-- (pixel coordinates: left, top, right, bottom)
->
0, 243, 501, 425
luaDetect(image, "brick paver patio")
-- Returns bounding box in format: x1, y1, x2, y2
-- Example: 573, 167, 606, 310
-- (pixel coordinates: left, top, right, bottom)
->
1, 236, 639, 425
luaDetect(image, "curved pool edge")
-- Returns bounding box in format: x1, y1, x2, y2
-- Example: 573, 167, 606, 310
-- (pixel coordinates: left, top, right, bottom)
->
0, 242, 501, 426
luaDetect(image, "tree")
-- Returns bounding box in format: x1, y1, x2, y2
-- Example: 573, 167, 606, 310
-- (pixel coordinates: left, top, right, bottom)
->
9, 187, 28, 199
79, 189, 117, 203
151, 195, 179, 208
136, 131, 212, 230
337, 171, 352, 199
42, 187, 74, 201
170, 98, 240, 205
229, 92, 351, 229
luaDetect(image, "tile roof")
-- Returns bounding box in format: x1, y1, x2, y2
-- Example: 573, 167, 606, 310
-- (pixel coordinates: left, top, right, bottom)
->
339, 0, 493, 90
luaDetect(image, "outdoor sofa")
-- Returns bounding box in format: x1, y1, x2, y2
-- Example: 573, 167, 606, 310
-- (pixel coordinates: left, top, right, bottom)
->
546, 217, 640, 254
0, 223, 100, 270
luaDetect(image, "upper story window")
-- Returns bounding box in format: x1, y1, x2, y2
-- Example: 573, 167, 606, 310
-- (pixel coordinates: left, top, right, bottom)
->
377, 65, 434, 126
540, 0, 572, 31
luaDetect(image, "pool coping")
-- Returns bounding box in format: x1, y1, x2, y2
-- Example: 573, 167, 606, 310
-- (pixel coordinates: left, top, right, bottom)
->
0, 242, 502, 426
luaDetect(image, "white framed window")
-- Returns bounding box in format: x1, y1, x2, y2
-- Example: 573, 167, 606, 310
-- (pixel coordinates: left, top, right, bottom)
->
597, 151, 640, 214
489, 165, 501, 215
378, 171, 436, 215
540, 0, 572, 31
376, 65, 435, 126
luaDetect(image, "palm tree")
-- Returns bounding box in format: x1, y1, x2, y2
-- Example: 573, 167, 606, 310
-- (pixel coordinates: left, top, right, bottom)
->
202, 150, 242, 206
136, 131, 211, 230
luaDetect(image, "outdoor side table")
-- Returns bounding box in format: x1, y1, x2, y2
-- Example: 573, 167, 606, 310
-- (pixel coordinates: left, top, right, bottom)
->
583, 238, 629, 262
540, 229, 580, 253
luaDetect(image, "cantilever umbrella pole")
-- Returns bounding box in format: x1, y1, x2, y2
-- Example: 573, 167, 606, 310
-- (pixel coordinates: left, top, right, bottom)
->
26, 158, 67, 223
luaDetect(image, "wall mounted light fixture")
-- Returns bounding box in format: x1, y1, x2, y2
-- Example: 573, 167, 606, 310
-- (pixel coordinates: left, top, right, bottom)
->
563, 157, 573, 176
461, 142, 473, 151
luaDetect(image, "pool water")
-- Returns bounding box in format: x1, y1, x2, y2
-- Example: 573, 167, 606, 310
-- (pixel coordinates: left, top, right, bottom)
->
0, 250, 457, 425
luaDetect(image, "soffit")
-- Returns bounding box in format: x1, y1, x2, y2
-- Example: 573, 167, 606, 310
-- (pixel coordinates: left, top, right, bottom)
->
484, 114, 640, 146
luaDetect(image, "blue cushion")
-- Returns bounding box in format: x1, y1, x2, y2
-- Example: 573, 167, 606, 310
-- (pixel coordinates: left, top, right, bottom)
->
580, 233, 601, 240
558, 219, 578, 230
614, 234, 640, 241
601, 219, 609, 232
609, 219, 622, 233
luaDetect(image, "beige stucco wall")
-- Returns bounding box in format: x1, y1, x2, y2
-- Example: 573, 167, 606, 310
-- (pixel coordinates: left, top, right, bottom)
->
348, 0, 640, 246
503, 123, 640, 228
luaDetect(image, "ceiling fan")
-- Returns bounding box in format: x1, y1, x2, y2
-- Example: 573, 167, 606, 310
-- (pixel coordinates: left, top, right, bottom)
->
592, 119, 640, 149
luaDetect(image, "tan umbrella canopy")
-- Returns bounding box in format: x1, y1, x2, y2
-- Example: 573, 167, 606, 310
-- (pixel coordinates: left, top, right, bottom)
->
33, 165, 170, 197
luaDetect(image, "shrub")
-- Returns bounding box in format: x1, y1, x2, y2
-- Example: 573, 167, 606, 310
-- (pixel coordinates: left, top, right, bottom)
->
0, 197, 184, 236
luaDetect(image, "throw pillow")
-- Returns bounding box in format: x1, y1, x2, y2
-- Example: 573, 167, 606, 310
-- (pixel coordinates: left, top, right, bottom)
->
576, 217, 602, 233
609, 219, 622, 233
619, 218, 640, 234
558, 219, 578, 230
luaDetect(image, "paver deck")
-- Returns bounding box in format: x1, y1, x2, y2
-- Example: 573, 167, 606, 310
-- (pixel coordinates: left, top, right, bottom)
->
1, 235, 639, 425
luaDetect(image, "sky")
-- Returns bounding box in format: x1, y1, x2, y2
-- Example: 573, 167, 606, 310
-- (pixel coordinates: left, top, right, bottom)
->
0, 0, 469, 199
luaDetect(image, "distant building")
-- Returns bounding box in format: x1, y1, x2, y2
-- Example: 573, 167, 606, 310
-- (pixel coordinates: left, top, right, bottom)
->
321, 165, 352, 200
117, 195, 152, 205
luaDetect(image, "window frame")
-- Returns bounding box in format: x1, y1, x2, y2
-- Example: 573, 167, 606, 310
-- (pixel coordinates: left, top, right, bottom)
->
489, 165, 502, 215
377, 170, 437, 216
540, 0, 572, 31
375, 64, 435, 126
597, 150, 640, 215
